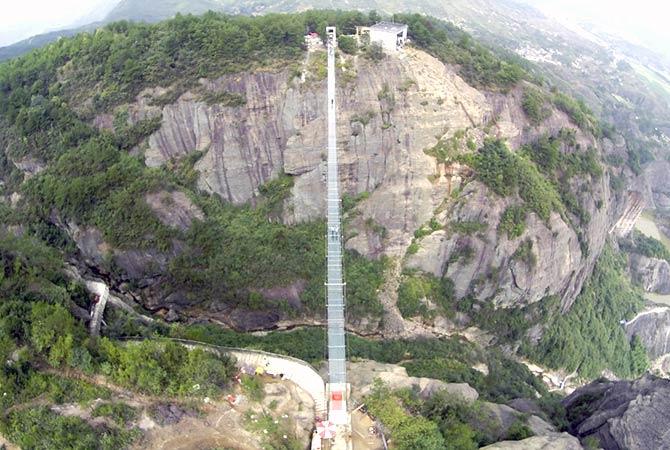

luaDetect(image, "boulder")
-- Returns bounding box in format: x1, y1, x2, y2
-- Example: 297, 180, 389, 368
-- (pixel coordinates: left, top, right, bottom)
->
481, 433, 583, 449
629, 254, 670, 294
624, 306, 670, 360
563, 374, 670, 450
483, 402, 555, 441
346, 360, 479, 403
145, 190, 204, 231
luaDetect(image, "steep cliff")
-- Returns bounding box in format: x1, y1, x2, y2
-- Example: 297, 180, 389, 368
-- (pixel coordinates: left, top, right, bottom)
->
0, 12, 637, 340
87, 46, 627, 332
563, 375, 670, 450
625, 306, 670, 377
628, 254, 670, 294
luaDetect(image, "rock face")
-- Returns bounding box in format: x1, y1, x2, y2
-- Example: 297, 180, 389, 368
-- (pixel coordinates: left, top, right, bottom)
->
625, 307, 670, 360
644, 160, 670, 215
145, 190, 204, 231
629, 254, 670, 294
563, 375, 670, 450
481, 433, 583, 450
345, 360, 479, 403
404, 181, 589, 308
483, 401, 555, 440
133, 47, 628, 317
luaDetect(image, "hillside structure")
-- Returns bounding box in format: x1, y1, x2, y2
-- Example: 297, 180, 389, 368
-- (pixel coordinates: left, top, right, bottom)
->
369, 21, 408, 52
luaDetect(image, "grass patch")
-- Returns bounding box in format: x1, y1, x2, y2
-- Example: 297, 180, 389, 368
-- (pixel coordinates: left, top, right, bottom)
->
92, 403, 138, 426
498, 205, 527, 239
451, 220, 487, 236
522, 87, 551, 125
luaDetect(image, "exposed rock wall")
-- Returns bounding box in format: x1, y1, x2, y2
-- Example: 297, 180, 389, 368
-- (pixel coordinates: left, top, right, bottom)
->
136, 48, 627, 315
644, 159, 670, 214
610, 191, 645, 237
629, 254, 670, 294
481, 434, 583, 449
625, 306, 670, 360
563, 375, 670, 450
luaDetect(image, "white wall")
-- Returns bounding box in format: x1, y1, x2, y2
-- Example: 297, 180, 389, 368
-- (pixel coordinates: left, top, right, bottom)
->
369, 30, 399, 52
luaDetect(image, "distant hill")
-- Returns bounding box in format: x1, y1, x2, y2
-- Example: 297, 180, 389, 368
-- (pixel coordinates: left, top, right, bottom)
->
105, 0, 223, 23
0, 0, 274, 61
0, 24, 98, 61
1, 0, 669, 138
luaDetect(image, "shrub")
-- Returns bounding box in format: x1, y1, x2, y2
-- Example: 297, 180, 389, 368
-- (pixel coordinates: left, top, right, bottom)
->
200, 90, 246, 107
241, 374, 265, 402
364, 42, 384, 61
512, 239, 536, 267
96, 339, 235, 396
451, 220, 487, 236
522, 88, 551, 125
397, 271, 455, 318
342, 191, 370, 212
552, 93, 599, 135
469, 139, 563, 221
365, 381, 446, 450
506, 418, 534, 440
424, 133, 465, 164
338, 35, 358, 54
498, 205, 527, 238
92, 403, 138, 426
0, 407, 140, 450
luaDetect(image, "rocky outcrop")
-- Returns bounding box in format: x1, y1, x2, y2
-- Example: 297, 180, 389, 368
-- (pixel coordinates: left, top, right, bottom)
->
481, 433, 583, 449
625, 307, 670, 360
348, 359, 567, 444
132, 47, 627, 317
610, 191, 645, 237
145, 190, 204, 231
644, 159, 670, 215
483, 401, 555, 439
346, 360, 479, 403
563, 375, 670, 450
404, 181, 587, 308
629, 254, 670, 294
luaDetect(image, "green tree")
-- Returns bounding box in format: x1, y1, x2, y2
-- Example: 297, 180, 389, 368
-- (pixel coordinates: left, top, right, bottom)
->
394, 417, 445, 450
30, 303, 75, 355
364, 42, 384, 61
48, 334, 74, 367
531, 246, 646, 378
338, 35, 357, 54
630, 335, 649, 376
522, 87, 550, 125
443, 422, 478, 450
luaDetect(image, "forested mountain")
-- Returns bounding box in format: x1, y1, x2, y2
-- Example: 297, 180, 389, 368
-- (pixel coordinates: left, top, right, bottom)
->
1, 7, 669, 450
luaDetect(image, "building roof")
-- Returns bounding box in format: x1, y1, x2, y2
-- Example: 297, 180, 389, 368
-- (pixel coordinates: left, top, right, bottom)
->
370, 21, 408, 33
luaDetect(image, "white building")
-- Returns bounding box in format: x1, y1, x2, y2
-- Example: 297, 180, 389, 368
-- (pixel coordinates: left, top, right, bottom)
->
369, 22, 408, 52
